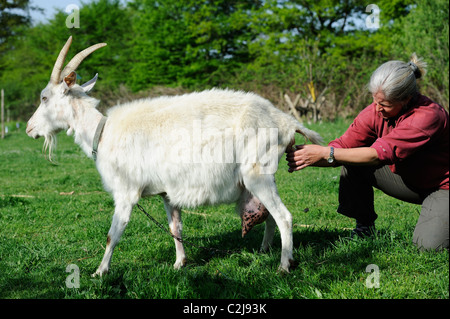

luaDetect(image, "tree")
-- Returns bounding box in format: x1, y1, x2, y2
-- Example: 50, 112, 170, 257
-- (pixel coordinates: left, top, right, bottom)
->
0, 0, 132, 118
0, 0, 447, 120
126, 0, 263, 90
393, 0, 449, 109
0, 0, 41, 54
181, 0, 262, 86
126, 0, 191, 90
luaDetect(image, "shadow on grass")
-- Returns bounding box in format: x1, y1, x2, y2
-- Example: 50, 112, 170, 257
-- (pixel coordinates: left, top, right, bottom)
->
131, 220, 376, 271
2, 219, 392, 299
0, 265, 67, 299
46, 226, 405, 299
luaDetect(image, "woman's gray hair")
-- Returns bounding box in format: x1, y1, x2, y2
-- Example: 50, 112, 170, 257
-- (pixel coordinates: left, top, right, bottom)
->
368, 53, 427, 103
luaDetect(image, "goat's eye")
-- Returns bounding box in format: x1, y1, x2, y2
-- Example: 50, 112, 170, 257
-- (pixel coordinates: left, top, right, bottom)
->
42, 96, 48, 102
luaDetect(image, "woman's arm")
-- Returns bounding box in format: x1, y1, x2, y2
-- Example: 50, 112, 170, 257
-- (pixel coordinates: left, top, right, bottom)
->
286, 144, 380, 172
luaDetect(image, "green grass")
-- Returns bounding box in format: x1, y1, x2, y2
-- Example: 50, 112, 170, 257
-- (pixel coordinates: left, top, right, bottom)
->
0, 119, 448, 299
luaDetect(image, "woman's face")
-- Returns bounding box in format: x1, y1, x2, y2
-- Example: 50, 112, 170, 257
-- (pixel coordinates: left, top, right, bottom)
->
373, 91, 408, 119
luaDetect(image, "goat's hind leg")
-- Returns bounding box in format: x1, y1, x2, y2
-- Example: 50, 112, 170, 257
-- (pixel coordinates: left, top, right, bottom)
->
261, 214, 276, 252
162, 196, 186, 269
243, 174, 294, 273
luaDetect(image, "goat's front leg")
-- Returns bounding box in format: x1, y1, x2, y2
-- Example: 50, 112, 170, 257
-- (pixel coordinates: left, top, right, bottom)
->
162, 197, 186, 269
93, 197, 134, 277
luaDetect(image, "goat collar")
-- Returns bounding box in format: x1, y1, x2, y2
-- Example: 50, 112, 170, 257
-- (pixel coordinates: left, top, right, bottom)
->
92, 116, 107, 161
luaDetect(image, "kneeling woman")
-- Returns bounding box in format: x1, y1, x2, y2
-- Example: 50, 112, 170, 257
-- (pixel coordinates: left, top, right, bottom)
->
287, 54, 448, 251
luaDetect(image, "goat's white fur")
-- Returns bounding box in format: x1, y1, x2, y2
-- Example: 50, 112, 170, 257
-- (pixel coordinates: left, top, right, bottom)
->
27, 43, 323, 275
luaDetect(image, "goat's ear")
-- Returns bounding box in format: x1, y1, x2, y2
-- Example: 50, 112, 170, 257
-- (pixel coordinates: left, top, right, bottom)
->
81, 73, 98, 93
63, 71, 77, 93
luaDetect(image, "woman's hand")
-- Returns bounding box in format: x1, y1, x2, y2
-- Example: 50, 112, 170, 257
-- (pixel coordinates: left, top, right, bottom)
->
286, 144, 381, 172
286, 144, 330, 172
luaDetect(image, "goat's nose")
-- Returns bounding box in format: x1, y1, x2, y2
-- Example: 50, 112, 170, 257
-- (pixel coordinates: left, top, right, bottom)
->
26, 122, 35, 137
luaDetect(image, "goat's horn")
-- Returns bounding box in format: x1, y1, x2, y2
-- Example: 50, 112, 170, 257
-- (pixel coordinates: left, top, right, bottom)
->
61, 42, 107, 80
50, 36, 73, 84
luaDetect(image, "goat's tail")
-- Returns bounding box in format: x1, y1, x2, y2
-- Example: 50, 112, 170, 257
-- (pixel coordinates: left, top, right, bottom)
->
296, 126, 323, 145
286, 125, 324, 153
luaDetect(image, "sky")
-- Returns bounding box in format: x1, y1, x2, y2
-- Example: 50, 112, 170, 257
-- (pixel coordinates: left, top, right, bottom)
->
30, 0, 85, 24
28, 0, 371, 29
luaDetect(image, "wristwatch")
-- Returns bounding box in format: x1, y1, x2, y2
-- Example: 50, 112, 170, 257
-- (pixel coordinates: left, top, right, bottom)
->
327, 146, 335, 164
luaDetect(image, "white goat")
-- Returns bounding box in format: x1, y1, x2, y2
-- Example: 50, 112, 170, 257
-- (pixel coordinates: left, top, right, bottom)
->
26, 37, 323, 276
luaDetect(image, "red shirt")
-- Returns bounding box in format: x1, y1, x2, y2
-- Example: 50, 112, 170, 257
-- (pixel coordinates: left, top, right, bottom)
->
329, 94, 449, 191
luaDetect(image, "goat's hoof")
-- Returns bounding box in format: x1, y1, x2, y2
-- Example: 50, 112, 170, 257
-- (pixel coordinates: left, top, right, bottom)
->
92, 268, 108, 277
173, 258, 187, 270
277, 259, 297, 274
259, 245, 271, 253
277, 265, 290, 274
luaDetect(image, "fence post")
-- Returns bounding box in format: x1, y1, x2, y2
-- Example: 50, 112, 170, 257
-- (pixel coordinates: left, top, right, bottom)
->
1, 88, 4, 139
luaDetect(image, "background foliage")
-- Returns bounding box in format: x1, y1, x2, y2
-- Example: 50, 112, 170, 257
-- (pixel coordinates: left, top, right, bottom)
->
0, 0, 448, 120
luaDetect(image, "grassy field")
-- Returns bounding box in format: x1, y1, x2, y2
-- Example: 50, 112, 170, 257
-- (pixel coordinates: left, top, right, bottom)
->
0, 119, 448, 300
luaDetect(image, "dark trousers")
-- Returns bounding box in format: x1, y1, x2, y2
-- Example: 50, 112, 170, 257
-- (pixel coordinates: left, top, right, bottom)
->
338, 165, 449, 251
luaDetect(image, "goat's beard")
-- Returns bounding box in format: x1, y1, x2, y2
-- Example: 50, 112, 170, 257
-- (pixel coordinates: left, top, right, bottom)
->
43, 133, 57, 164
